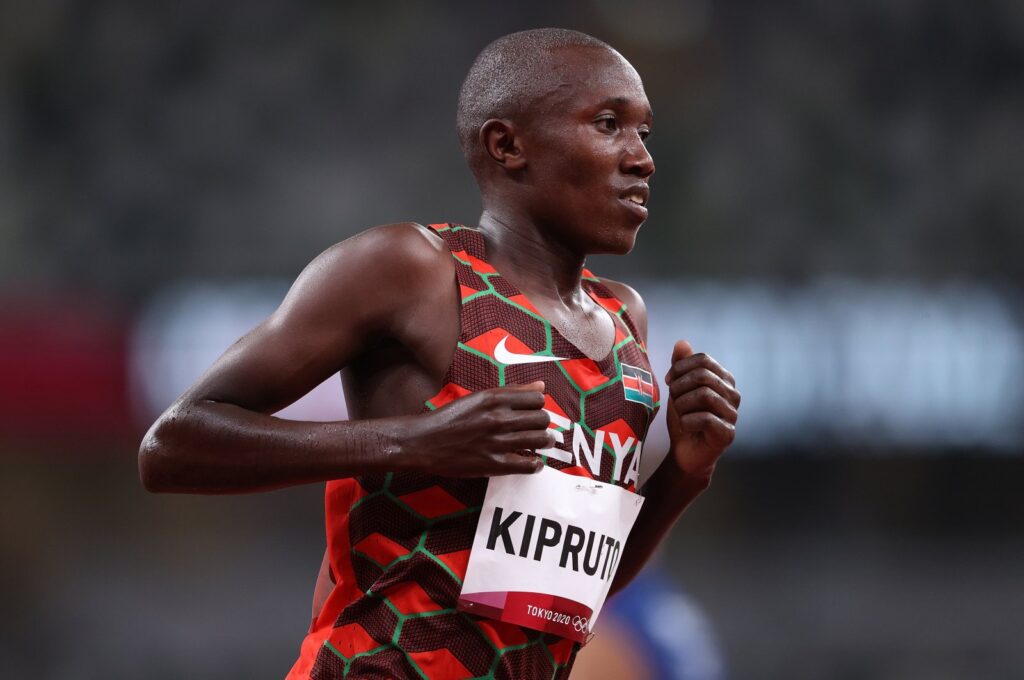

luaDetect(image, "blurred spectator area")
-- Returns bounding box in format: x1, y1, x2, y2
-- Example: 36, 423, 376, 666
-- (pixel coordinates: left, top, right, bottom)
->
1, 0, 1021, 298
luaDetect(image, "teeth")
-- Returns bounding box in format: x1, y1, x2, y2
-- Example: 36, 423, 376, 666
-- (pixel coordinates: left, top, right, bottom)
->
626, 195, 644, 205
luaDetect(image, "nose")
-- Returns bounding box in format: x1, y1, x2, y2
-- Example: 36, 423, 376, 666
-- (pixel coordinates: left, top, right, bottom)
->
622, 132, 655, 178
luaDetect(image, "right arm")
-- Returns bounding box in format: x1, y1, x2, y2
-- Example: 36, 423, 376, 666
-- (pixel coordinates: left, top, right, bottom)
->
138, 223, 551, 494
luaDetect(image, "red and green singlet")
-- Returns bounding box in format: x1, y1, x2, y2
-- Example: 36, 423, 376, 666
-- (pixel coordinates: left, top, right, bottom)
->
288, 223, 659, 680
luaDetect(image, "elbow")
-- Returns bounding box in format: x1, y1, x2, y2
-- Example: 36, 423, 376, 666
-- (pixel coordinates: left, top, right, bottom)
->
138, 409, 185, 493
138, 435, 167, 493
138, 424, 169, 493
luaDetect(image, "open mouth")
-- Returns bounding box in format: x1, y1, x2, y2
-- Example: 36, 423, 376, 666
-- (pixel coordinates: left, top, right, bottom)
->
620, 185, 650, 213
620, 186, 649, 217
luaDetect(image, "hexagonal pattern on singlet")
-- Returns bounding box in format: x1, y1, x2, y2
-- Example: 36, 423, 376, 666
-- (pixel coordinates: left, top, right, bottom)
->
307, 224, 658, 679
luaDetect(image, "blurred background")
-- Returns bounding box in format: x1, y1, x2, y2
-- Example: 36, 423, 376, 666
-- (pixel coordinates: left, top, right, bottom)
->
2, 0, 1022, 678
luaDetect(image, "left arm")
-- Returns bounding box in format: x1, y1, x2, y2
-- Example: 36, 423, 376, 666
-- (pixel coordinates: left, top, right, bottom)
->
601, 281, 741, 595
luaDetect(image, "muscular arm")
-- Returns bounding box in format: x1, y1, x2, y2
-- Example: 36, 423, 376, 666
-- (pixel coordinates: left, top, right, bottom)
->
601, 280, 741, 595
139, 223, 551, 494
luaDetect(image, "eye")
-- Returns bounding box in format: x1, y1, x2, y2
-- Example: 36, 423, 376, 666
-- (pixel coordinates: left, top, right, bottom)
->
639, 127, 651, 143
595, 115, 618, 133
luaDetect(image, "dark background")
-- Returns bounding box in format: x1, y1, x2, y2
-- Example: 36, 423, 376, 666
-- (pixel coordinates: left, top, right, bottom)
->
2, 1, 1022, 678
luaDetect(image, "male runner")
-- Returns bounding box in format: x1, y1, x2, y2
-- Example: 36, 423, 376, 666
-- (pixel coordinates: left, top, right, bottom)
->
140, 28, 740, 679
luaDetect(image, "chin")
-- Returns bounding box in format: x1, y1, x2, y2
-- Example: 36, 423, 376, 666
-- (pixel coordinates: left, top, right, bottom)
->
593, 222, 642, 255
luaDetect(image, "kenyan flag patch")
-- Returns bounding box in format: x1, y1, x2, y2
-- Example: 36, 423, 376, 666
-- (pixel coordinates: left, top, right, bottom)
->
621, 363, 656, 409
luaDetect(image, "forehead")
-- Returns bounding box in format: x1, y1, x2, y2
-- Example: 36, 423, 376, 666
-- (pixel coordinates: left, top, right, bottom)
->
537, 46, 650, 113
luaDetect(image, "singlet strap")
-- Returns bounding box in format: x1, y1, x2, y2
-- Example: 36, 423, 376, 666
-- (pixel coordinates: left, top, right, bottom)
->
582, 274, 647, 350
425, 223, 495, 294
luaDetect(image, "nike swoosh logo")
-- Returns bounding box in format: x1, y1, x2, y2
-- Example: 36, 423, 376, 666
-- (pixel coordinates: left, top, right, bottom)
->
493, 335, 566, 365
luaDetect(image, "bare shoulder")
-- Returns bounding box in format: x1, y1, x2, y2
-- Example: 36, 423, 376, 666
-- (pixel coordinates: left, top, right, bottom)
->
316, 222, 451, 280
598, 277, 648, 342
177, 222, 457, 411
274, 222, 454, 333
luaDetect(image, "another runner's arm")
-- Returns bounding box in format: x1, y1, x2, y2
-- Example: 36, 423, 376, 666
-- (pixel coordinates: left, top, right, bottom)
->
139, 223, 551, 494
600, 280, 741, 595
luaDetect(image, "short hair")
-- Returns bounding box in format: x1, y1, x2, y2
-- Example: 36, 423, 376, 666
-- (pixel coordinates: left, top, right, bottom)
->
456, 28, 615, 171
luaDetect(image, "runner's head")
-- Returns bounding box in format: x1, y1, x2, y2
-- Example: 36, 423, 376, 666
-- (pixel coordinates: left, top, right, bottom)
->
457, 29, 613, 166
457, 28, 655, 254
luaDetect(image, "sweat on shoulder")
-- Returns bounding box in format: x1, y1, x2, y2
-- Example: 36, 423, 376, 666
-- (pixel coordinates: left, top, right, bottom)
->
138, 27, 740, 680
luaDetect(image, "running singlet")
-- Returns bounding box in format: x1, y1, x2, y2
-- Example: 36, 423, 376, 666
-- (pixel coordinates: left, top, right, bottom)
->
288, 223, 660, 679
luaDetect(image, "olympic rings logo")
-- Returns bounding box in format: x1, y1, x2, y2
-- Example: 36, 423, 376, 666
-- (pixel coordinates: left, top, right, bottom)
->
571, 615, 589, 633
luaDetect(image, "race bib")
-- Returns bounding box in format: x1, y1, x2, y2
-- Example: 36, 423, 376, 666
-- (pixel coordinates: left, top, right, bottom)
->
457, 466, 644, 643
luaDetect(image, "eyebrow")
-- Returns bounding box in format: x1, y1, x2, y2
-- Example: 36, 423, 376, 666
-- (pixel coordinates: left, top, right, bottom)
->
597, 96, 654, 121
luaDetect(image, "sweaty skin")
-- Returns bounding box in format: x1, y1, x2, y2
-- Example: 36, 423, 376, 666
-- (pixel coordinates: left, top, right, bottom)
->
138, 44, 740, 598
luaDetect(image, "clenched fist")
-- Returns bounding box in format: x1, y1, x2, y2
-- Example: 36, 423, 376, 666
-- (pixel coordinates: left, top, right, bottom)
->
664, 340, 740, 481
398, 381, 554, 477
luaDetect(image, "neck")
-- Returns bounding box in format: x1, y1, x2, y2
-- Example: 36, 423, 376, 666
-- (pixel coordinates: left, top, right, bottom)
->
476, 206, 587, 305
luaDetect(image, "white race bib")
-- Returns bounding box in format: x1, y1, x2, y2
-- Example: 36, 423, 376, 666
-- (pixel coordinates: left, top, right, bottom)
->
457, 466, 644, 643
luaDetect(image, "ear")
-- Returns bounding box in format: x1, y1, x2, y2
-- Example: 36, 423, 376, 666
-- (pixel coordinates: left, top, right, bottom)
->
479, 118, 527, 171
